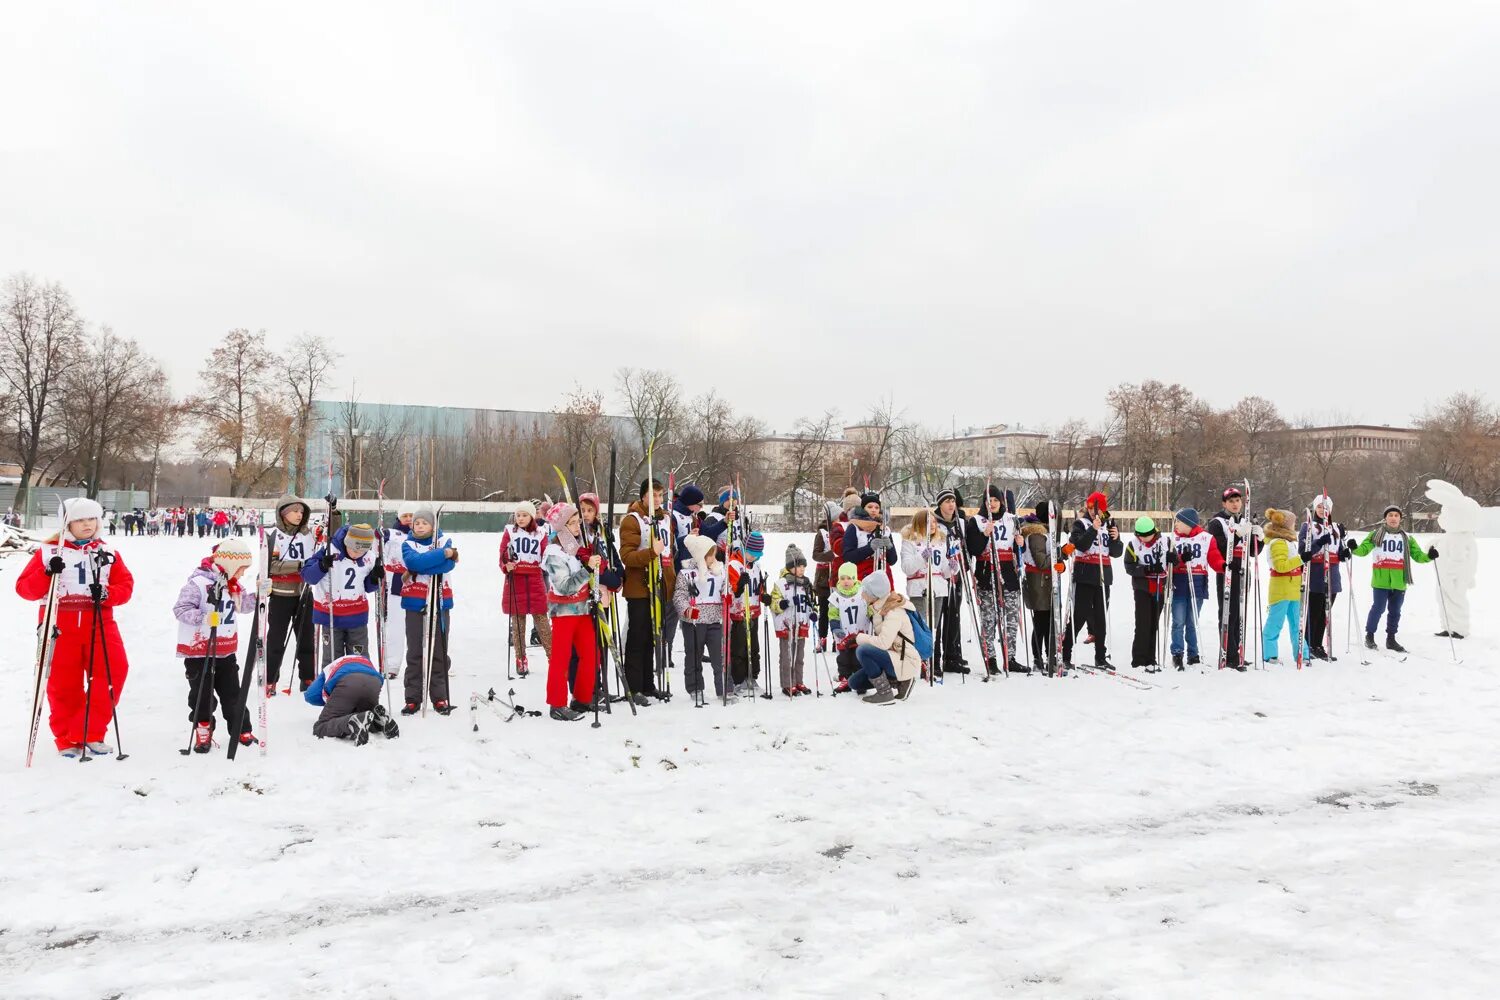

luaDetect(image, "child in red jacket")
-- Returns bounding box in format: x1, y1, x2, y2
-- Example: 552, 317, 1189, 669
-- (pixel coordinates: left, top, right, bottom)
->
15, 497, 134, 759
499, 501, 551, 676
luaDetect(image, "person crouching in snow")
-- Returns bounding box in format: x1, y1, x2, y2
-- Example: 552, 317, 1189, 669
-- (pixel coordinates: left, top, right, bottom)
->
301, 522, 382, 663
173, 537, 258, 752
541, 502, 622, 720
1349, 504, 1436, 654
1259, 509, 1305, 665
14, 497, 134, 759
499, 500, 551, 677
845, 572, 921, 704
676, 533, 729, 705
399, 506, 458, 716
770, 544, 813, 696
305, 653, 398, 745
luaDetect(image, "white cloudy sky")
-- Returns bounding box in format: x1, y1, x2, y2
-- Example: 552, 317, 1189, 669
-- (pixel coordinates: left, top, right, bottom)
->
4, 2, 1497, 433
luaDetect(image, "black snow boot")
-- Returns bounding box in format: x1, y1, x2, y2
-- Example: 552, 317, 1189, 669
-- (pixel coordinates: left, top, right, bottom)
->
1008, 659, 1030, 675
1364, 634, 1377, 650
550, 706, 584, 721
1386, 635, 1407, 653
1172, 653, 1184, 670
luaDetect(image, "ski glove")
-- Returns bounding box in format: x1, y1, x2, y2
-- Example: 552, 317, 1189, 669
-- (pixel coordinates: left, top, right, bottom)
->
370, 564, 385, 583
1428, 546, 1439, 560
318, 551, 335, 571
88, 583, 107, 602
324, 494, 338, 511
45, 555, 65, 575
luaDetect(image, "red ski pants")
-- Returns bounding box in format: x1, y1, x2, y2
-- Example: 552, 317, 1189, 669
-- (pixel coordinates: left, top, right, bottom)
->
47, 610, 130, 749
546, 614, 596, 709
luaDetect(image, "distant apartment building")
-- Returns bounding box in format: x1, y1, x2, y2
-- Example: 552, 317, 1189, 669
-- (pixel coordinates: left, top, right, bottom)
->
934, 424, 1050, 467
1274, 424, 1420, 457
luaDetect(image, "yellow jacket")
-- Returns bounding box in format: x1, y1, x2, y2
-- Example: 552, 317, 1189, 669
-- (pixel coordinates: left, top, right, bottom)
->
1265, 536, 1304, 603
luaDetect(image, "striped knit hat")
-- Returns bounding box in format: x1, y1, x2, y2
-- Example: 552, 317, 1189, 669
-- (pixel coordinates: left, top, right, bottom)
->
345, 523, 377, 550
743, 530, 765, 559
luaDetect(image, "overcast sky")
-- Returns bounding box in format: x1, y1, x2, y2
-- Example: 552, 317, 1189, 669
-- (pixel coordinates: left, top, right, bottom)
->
5, 3, 1498, 435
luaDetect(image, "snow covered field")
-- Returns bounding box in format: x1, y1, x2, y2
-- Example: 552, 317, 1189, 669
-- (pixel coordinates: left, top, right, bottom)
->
2, 531, 1496, 999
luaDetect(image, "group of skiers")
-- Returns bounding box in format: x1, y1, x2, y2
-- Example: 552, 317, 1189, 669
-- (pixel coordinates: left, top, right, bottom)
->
16, 479, 1450, 759
115, 506, 261, 537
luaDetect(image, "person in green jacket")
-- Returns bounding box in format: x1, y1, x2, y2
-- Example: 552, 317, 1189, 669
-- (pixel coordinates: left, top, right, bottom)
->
1349, 505, 1438, 653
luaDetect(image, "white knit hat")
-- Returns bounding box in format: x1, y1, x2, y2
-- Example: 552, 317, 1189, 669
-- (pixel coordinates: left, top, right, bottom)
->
397, 501, 417, 518
513, 500, 537, 521
213, 537, 255, 567
684, 533, 716, 566
60, 497, 103, 533
1312, 494, 1333, 513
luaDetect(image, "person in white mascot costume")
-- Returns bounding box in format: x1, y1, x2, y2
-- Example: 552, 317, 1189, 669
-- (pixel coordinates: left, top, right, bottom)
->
1422, 479, 1491, 639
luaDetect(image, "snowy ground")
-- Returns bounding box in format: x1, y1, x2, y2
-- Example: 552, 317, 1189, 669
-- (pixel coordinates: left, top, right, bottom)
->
1, 531, 1497, 999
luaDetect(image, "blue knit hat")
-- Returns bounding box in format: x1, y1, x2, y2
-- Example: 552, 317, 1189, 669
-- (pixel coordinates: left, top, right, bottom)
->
718, 486, 740, 505
1174, 507, 1200, 529
678, 483, 704, 507
744, 530, 765, 558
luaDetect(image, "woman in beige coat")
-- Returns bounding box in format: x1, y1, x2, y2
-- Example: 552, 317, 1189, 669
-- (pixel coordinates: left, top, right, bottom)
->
849, 573, 922, 704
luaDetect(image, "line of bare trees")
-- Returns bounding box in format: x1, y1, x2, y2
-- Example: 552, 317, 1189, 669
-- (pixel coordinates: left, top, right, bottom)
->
7, 274, 1496, 529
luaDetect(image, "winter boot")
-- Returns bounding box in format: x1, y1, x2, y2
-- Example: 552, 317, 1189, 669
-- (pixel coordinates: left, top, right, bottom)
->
1386, 635, 1407, 653
569, 699, 591, 713
192, 722, 213, 754
1095, 659, 1115, 671
58, 745, 84, 759
400, 702, 419, 716
265, 684, 277, 698
345, 712, 372, 746
985, 657, 1001, 677
1172, 653, 1184, 670
894, 678, 915, 701
862, 675, 895, 706
433, 700, 454, 716
832, 678, 851, 694
1264, 657, 1282, 666
236, 733, 258, 748
550, 705, 584, 722
83, 741, 114, 756
516, 658, 530, 678
1008, 658, 1030, 675
1364, 634, 1377, 650
1187, 654, 1202, 666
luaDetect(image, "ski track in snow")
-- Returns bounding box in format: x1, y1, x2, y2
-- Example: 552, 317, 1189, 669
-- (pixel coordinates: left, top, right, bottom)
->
1, 532, 1497, 999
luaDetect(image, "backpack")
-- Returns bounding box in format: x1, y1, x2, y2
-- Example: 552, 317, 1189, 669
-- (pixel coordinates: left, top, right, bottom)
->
903, 608, 935, 661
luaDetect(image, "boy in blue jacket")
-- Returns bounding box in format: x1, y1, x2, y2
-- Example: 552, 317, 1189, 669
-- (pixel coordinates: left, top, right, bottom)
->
305, 653, 398, 744
400, 506, 459, 715
301, 522, 383, 663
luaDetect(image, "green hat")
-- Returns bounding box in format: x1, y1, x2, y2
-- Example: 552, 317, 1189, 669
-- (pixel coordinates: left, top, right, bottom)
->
837, 562, 859, 581
1134, 516, 1157, 535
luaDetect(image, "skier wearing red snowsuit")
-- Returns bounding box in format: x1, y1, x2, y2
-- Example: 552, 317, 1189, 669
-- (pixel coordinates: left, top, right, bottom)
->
16, 528, 134, 751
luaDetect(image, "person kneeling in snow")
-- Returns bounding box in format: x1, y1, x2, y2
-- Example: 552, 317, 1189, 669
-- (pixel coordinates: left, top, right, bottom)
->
844, 573, 921, 705
305, 653, 398, 745
173, 537, 259, 751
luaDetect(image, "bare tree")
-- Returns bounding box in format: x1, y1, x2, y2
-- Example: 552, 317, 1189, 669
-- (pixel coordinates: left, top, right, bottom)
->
286, 333, 340, 494
555, 384, 610, 473
615, 367, 680, 481
772, 409, 839, 526
191, 328, 291, 496
0, 274, 84, 513
59, 327, 167, 498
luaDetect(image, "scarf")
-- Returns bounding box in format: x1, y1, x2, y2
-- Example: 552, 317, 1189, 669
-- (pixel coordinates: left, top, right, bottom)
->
1368, 526, 1414, 585
554, 525, 581, 558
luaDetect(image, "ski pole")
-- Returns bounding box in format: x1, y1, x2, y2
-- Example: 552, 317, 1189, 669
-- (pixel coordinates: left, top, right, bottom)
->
1432, 563, 1461, 663
182, 586, 222, 756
